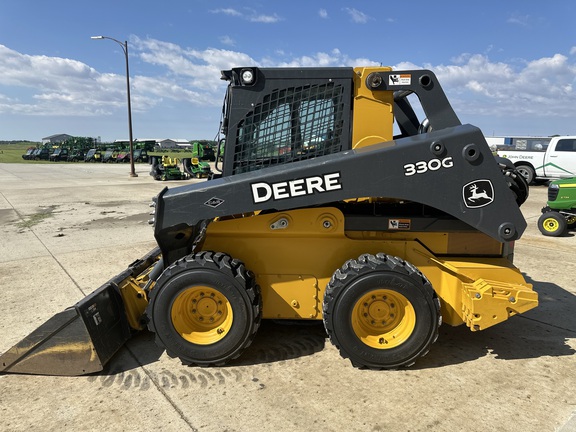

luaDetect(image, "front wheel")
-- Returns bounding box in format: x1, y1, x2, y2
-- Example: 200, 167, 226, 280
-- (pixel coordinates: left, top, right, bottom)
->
146, 251, 262, 366
323, 253, 441, 370
538, 212, 567, 237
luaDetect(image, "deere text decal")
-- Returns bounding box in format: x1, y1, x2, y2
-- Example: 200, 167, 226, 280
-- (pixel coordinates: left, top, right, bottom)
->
251, 172, 342, 204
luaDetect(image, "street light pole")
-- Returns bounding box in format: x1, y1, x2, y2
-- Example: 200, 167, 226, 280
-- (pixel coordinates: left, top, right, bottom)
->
91, 35, 138, 177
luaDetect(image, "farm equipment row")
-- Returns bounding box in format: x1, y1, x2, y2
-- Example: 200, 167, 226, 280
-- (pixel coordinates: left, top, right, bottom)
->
22, 141, 216, 171
22, 145, 152, 163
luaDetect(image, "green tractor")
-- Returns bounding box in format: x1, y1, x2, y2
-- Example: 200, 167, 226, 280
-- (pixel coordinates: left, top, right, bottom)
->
101, 148, 118, 163
67, 149, 85, 162
182, 141, 213, 178
84, 148, 102, 162
150, 155, 189, 181
538, 178, 576, 236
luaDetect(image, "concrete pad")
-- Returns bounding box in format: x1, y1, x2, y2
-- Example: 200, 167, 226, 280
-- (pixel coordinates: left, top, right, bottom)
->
0, 163, 575, 432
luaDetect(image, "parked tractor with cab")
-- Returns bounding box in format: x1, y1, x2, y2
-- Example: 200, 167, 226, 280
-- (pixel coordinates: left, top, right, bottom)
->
48, 148, 69, 162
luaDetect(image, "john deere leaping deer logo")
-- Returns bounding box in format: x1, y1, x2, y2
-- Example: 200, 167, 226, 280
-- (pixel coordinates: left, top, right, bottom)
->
462, 180, 494, 208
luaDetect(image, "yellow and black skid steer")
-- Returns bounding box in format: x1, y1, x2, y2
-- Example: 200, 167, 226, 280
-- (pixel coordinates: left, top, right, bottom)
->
0, 66, 536, 375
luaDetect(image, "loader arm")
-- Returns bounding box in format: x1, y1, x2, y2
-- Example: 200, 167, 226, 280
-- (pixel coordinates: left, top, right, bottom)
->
153, 123, 526, 267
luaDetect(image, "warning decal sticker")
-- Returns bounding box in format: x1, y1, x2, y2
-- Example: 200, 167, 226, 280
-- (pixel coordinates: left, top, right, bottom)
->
389, 74, 411, 85
388, 219, 411, 230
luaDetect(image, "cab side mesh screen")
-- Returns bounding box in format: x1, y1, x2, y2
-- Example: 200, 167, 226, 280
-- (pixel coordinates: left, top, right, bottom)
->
233, 83, 346, 174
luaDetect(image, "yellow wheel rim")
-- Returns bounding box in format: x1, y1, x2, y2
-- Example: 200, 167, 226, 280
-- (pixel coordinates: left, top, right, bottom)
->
542, 217, 560, 233
351, 289, 416, 349
171, 286, 233, 345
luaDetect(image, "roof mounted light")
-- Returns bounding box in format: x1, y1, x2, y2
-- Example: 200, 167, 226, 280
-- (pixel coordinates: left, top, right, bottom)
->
240, 68, 256, 86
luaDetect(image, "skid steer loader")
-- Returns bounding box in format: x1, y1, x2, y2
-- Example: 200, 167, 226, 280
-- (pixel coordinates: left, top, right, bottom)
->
0, 66, 536, 375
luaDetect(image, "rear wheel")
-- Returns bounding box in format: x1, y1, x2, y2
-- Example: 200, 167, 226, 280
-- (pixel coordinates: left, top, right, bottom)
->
146, 251, 262, 366
516, 165, 535, 185
538, 212, 567, 237
323, 253, 440, 369
499, 162, 529, 206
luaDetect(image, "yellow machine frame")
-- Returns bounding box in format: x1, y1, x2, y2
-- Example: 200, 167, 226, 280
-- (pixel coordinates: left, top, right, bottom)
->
198, 208, 537, 330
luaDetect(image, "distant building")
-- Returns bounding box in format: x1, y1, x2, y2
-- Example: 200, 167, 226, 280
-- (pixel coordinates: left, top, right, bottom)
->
42, 134, 73, 145
157, 138, 191, 149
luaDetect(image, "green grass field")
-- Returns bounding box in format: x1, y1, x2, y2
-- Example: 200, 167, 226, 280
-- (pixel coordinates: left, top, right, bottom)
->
0, 143, 38, 163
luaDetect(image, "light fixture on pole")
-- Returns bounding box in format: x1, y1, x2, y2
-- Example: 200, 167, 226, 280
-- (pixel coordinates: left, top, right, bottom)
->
91, 35, 137, 177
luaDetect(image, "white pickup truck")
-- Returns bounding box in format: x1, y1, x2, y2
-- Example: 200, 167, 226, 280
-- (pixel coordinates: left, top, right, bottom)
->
495, 136, 576, 184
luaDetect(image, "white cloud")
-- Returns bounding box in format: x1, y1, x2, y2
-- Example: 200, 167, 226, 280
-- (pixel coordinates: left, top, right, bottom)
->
132, 36, 257, 92
249, 13, 280, 23
210, 7, 281, 23
344, 8, 370, 24
269, 48, 379, 68
210, 8, 242, 17
507, 13, 531, 26
319, 9, 328, 19
2, 38, 576, 139
219, 36, 236, 47
423, 53, 576, 120
0, 40, 246, 119
0, 45, 109, 116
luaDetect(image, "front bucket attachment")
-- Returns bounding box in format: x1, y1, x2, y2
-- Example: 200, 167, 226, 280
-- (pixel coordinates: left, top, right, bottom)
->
0, 283, 131, 376
0, 247, 161, 376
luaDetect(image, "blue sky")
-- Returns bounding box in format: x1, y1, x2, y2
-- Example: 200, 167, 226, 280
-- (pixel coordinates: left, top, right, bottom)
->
1, 0, 575, 142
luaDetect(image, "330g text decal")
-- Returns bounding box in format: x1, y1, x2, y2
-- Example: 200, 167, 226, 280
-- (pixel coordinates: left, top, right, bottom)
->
403, 157, 454, 177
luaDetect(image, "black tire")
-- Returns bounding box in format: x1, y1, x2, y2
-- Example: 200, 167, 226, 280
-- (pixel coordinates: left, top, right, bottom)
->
516, 164, 535, 185
538, 212, 567, 237
146, 251, 262, 366
498, 161, 529, 206
567, 216, 576, 229
323, 253, 440, 370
